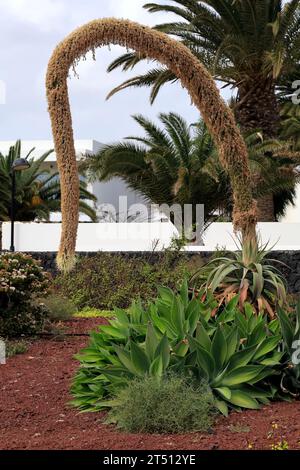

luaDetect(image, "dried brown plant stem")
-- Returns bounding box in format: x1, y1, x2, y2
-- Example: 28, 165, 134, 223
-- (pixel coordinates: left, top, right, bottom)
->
46, 18, 257, 271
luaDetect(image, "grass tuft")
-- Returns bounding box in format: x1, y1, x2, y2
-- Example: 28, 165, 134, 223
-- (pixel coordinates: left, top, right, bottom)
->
107, 375, 215, 434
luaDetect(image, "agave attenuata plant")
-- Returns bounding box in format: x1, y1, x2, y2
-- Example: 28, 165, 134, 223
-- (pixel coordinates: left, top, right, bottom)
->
190, 237, 288, 318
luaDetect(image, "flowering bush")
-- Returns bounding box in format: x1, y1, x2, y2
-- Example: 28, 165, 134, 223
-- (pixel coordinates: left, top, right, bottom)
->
0, 253, 51, 337
0, 253, 50, 304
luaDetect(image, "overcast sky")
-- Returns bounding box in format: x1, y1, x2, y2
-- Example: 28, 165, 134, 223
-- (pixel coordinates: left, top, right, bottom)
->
0, 0, 231, 144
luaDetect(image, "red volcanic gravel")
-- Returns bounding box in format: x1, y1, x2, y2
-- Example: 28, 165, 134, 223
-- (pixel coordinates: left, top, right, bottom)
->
1, 318, 300, 450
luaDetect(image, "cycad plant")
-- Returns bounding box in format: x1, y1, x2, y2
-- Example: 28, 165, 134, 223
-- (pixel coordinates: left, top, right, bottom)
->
0, 141, 97, 222
107, 0, 300, 220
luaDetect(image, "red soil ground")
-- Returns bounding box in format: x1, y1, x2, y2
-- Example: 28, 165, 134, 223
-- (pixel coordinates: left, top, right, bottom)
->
1, 318, 300, 451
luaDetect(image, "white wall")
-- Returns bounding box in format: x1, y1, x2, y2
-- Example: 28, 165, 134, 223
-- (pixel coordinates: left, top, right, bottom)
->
281, 184, 300, 223
2, 222, 179, 252
196, 222, 300, 251
3, 222, 300, 252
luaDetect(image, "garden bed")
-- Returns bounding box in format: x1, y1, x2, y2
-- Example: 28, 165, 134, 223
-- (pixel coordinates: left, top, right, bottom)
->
1, 318, 300, 451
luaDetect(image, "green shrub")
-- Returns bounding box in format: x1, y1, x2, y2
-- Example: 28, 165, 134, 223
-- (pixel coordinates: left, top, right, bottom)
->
108, 375, 215, 434
40, 294, 77, 321
6, 340, 28, 358
0, 253, 50, 337
0, 302, 49, 337
71, 281, 283, 416
53, 253, 190, 310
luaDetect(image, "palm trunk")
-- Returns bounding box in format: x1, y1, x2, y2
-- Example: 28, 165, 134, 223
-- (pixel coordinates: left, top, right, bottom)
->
235, 77, 280, 222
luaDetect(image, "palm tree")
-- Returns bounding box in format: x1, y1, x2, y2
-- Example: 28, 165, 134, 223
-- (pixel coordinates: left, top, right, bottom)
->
207, 130, 300, 220
84, 113, 228, 229
83, 113, 300, 228
280, 102, 300, 150
107, 0, 300, 220
0, 141, 97, 222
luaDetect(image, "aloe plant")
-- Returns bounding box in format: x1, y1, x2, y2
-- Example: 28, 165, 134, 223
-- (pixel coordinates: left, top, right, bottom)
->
190, 238, 287, 317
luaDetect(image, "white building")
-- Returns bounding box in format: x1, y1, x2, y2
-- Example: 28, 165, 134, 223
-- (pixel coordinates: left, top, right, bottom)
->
0, 139, 173, 251
0, 139, 155, 222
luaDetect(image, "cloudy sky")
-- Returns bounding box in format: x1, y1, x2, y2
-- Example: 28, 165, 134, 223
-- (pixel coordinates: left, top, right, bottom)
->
0, 0, 230, 144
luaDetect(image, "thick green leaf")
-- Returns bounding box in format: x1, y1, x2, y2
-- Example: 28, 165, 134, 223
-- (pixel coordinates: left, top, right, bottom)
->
170, 297, 185, 336
114, 346, 140, 376
151, 307, 178, 337
180, 279, 189, 308
173, 340, 189, 358
158, 286, 175, 304
210, 265, 238, 292
247, 368, 277, 385
224, 295, 239, 313
227, 345, 257, 371
186, 299, 201, 335
244, 302, 255, 319
228, 390, 260, 409
260, 351, 284, 365
114, 308, 129, 325
130, 341, 150, 374
268, 319, 280, 335
215, 387, 232, 400
211, 326, 227, 369
100, 368, 132, 384
129, 301, 144, 324
220, 366, 265, 387
190, 338, 215, 378
253, 336, 281, 360
234, 310, 248, 336
238, 385, 272, 400
155, 335, 170, 371
100, 325, 128, 339
215, 399, 228, 416
145, 323, 159, 361
149, 355, 163, 377
277, 306, 294, 352
195, 322, 212, 352
225, 328, 239, 362
252, 264, 264, 300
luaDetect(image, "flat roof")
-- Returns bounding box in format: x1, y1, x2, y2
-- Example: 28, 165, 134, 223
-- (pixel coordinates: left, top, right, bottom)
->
0, 139, 102, 161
